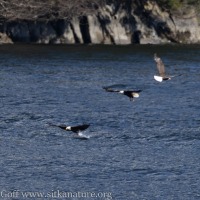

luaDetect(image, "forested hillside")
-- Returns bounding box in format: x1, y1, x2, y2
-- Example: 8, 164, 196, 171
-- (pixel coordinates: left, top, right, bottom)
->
0, 0, 200, 44
157, 0, 200, 10
0, 0, 199, 21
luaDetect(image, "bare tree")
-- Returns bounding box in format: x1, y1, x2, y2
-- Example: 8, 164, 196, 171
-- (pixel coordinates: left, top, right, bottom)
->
0, 0, 105, 21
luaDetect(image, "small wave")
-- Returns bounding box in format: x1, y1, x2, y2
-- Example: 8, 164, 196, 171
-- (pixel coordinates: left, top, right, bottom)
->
76, 132, 91, 140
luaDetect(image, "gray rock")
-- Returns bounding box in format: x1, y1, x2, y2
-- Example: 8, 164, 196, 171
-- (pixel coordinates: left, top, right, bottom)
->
0, 32, 13, 44
1, 1, 200, 44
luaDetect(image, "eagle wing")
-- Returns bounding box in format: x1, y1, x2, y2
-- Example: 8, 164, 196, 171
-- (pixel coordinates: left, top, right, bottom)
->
154, 54, 165, 77
71, 124, 90, 133
103, 87, 120, 93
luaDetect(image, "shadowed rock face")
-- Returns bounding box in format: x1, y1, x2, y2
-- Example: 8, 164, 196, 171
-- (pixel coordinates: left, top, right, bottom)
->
0, 1, 200, 44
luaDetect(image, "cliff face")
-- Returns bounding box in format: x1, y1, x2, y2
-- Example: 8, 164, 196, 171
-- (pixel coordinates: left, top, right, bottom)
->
0, 1, 200, 44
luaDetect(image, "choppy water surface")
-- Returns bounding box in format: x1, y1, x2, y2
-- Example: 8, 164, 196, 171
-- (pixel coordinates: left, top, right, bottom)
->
0, 44, 200, 200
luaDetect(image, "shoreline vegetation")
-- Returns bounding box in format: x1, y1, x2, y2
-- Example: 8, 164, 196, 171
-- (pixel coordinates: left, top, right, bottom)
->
0, 0, 200, 44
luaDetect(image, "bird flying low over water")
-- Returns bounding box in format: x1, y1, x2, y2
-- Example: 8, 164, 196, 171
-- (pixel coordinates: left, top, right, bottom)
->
154, 53, 181, 82
49, 124, 90, 139
57, 124, 90, 133
103, 87, 142, 101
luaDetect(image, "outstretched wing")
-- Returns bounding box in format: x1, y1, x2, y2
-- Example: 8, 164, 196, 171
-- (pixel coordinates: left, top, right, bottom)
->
154, 53, 165, 77
103, 87, 120, 93
71, 124, 90, 133
48, 123, 67, 130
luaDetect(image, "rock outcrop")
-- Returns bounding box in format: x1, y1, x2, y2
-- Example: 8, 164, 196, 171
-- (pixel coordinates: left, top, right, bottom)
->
0, 0, 200, 44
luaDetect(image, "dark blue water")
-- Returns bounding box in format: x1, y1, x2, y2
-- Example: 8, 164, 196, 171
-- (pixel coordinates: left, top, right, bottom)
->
0, 44, 200, 200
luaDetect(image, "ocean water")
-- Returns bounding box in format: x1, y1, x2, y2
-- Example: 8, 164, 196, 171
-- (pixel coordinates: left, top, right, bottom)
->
0, 44, 200, 200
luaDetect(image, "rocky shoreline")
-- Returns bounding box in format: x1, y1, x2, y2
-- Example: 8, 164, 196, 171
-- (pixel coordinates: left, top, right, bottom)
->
0, 1, 199, 44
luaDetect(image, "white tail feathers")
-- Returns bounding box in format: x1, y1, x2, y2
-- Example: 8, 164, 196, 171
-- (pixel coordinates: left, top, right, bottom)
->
154, 75, 163, 82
